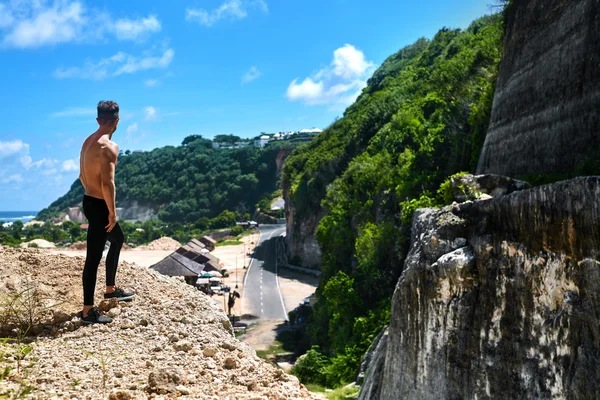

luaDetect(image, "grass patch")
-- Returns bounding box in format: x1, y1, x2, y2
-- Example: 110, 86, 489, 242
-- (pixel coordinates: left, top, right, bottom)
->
238, 228, 259, 238
305, 383, 360, 399
216, 239, 243, 247
255, 340, 289, 359
325, 385, 360, 399
305, 383, 327, 393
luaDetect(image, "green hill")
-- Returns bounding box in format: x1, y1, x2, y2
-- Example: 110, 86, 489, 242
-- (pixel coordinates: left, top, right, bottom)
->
283, 14, 504, 386
37, 136, 291, 224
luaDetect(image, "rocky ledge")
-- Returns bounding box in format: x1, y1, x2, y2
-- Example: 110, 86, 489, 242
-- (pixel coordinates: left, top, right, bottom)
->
0, 248, 319, 399
360, 176, 600, 399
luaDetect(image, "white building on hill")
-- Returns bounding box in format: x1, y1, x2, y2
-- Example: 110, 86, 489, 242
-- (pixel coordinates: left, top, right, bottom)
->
254, 135, 271, 148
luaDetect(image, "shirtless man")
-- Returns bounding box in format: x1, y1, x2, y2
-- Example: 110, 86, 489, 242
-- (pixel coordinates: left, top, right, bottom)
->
78, 100, 134, 324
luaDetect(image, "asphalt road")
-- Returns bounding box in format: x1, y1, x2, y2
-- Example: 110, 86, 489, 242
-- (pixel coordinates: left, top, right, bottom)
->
242, 224, 288, 320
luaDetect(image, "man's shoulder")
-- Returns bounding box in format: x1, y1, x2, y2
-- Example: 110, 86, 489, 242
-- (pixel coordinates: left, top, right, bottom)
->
101, 141, 119, 160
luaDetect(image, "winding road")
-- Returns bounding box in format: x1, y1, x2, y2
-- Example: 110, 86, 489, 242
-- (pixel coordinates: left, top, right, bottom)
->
242, 224, 288, 320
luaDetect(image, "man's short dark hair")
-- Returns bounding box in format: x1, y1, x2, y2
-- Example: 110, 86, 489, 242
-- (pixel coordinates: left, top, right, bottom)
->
97, 100, 119, 124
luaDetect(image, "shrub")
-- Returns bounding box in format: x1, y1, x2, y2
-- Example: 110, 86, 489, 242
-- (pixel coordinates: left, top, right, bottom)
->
230, 225, 244, 236
290, 346, 329, 386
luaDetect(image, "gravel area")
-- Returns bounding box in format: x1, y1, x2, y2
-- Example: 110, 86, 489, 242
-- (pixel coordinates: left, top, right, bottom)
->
0, 247, 319, 399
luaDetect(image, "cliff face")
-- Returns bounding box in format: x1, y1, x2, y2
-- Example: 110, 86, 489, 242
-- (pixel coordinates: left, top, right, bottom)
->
364, 177, 600, 399
118, 200, 158, 222
477, 0, 600, 176
283, 184, 323, 269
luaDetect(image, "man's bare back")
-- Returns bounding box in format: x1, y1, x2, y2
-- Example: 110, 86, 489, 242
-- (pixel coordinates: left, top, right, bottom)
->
79, 135, 117, 198
79, 134, 118, 231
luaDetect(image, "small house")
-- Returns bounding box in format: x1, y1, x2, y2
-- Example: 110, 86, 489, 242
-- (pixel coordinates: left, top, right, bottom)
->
150, 252, 204, 277
199, 236, 217, 251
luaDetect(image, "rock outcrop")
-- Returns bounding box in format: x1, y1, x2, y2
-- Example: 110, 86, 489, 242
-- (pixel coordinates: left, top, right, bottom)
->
477, 0, 600, 176
283, 190, 323, 269
117, 200, 158, 222
361, 177, 600, 399
357, 327, 388, 400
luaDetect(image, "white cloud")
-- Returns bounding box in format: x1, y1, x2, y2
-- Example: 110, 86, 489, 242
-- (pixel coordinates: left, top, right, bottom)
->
54, 48, 174, 80
242, 66, 261, 84
41, 168, 58, 176
115, 49, 173, 75
0, 139, 29, 158
113, 15, 161, 41
51, 107, 95, 117
331, 44, 374, 79
287, 78, 324, 102
143, 107, 156, 120
1, 1, 87, 48
126, 122, 138, 134
287, 44, 375, 108
145, 79, 158, 87
2, 174, 23, 184
61, 159, 78, 172
124, 122, 138, 143
185, 0, 267, 27
0, 1, 162, 49
20, 155, 33, 169
31, 158, 58, 169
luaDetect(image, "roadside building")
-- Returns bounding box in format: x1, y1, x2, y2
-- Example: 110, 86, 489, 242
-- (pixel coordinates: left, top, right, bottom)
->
199, 236, 217, 251
149, 252, 204, 279
188, 239, 206, 251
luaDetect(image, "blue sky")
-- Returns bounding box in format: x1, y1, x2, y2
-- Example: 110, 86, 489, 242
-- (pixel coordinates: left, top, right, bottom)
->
0, 0, 495, 211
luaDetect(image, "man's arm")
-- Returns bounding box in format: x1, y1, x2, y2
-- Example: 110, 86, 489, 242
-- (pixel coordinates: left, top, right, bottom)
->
79, 150, 87, 191
101, 144, 118, 232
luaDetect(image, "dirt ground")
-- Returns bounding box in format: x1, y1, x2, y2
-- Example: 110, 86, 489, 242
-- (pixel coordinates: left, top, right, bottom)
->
47, 249, 174, 268
0, 247, 320, 399
48, 232, 320, 353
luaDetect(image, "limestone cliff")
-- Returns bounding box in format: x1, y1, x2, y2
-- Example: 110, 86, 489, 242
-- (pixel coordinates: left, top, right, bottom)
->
360, 177, 600, 399
283, 187, 323, 269
477, 0, 600, 176
117, 200, 158, 222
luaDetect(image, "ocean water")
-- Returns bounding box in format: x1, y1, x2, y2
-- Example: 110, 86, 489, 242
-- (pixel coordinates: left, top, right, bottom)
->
0, 211, 38, 224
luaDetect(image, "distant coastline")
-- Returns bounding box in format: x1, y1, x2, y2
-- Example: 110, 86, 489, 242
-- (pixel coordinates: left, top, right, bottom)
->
0, 211, 38, 224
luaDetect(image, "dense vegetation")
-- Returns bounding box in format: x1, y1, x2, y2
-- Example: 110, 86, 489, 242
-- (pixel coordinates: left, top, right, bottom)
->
284, 15, 505, 386
37, 136, 292, 224
0, 214, 248, 248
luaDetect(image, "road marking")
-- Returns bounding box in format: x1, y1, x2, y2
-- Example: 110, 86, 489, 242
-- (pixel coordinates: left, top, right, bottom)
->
274, 226, 289, 321
241, 225, 287, 319
241, 227, 264, 315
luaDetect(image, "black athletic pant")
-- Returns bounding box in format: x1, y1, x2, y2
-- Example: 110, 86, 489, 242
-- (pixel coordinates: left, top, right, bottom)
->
82, 195, 124, 306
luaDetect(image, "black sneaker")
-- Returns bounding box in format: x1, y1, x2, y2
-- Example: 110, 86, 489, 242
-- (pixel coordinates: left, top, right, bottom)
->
80, 307, 113, 325
104, 287, 135, 301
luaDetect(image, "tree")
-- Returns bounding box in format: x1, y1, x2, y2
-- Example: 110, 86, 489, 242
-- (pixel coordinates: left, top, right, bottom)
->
182, 135, 204, 146
214, 134, 241, 144
11, 220, 24, 240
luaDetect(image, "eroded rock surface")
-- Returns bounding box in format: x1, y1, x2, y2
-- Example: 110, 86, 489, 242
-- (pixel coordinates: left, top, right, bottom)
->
366, 177, 600, 399
477, 0, 600, 176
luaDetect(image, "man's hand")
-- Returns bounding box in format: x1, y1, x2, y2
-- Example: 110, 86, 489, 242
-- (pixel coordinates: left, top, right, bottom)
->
106, 213, 118, 232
